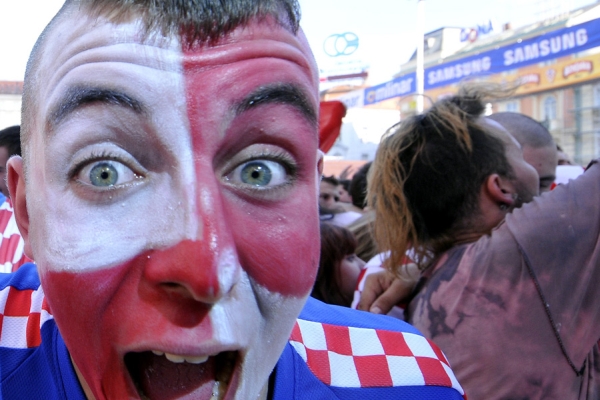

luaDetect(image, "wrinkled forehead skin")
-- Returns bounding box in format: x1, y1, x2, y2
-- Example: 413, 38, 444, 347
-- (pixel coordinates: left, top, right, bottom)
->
24, 4, 321, 400
26, 3, 319, 142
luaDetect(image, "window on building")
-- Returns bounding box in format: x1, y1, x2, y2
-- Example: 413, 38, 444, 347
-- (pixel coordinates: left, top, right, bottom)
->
593, 84, 600, 108
543, 96, 557, 121
505, 101, 518, 112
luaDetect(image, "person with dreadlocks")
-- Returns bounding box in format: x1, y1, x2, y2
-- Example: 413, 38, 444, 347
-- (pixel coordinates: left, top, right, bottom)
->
360, 85, 600, 398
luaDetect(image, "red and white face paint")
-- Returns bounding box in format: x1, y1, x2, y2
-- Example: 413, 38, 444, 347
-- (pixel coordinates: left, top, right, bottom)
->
16, 8, 320, 400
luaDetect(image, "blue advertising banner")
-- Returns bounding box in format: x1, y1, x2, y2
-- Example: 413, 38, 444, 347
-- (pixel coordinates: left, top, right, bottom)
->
358, 17, 600, 106
425, 17, 600, 90
364, 73, 416, 106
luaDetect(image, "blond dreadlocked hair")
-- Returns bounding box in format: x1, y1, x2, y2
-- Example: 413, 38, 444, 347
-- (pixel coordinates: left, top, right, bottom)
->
368, 84, 515, 277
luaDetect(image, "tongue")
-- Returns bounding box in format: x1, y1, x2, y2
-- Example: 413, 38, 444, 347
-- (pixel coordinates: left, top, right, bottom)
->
126, 352, 216, 400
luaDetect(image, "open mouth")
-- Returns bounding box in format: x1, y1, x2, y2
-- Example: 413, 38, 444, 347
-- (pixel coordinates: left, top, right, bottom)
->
124, 350, 238, 399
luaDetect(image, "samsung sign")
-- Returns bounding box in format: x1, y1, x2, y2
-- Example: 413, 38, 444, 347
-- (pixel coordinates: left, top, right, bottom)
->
356, 17, 600, 107
424, 18, 599, 90
427, 57, 492, 86
503, 28, 588, 66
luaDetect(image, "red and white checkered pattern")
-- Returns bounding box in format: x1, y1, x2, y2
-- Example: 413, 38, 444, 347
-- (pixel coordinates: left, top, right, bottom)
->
0, 285, 52, 348
0, 199, 32, 273
290, 319, 464, 396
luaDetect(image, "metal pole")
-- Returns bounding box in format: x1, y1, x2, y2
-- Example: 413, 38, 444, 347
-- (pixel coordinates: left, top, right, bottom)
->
574, 86, 582, 164
416, 0, 425, 114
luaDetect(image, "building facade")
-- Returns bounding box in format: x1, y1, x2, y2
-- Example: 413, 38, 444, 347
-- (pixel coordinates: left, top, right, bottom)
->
328, 3, 600, 166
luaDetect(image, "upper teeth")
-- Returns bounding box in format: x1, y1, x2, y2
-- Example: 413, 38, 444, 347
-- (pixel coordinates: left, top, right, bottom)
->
152, 351, 209, 364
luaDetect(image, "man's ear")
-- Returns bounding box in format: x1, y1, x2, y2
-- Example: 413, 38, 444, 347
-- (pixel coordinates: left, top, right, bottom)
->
7, 156, 32, 258
484, 173, 516, 209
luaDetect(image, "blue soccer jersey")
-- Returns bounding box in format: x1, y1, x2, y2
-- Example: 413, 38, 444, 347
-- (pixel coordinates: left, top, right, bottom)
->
0, 264, 464, 399
272, 297, 465, 399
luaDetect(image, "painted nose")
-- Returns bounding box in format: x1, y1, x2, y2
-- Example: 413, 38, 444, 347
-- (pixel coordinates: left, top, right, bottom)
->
142, 187, 240, 304
142, 240, 240, 303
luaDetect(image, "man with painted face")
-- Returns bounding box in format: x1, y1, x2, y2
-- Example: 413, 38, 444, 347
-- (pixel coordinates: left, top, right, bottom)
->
0, 1, 465, 399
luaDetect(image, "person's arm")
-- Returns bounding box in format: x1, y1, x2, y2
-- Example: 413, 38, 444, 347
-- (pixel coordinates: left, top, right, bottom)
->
505, 160, 600, 369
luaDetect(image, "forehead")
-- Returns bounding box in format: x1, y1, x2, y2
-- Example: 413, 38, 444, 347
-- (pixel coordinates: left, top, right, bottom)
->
522, 144, 558, 169
31, 7, 318, 135
320, 181, 337, 189
42, 4, 315, 59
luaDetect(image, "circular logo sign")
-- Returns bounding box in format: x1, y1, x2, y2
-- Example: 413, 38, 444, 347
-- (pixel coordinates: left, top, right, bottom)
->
323, 32, 359, 57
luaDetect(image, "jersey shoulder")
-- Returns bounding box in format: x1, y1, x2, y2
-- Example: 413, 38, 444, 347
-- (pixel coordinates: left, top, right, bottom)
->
284, 297, 465, 398
0, 198, 32, 273
0, 262, 52, 350
0, 265, 85, 399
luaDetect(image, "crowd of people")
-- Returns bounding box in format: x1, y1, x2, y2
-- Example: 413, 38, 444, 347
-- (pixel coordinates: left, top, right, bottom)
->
0, 0, 596, 399
317, 86, 599, 398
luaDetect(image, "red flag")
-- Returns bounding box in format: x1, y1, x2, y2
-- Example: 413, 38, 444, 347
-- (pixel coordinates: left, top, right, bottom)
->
319, 101, 347, 153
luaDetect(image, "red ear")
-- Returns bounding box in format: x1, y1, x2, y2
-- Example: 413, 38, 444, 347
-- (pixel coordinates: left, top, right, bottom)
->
7, 156, 32, 258
319, 101, 346, 154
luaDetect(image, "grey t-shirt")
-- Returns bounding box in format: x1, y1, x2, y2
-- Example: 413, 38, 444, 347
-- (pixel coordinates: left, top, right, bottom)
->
408, 160, 600, 399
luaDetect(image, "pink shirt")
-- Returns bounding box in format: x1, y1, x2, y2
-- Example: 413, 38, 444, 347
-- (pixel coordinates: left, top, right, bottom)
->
408, 160, 600, 399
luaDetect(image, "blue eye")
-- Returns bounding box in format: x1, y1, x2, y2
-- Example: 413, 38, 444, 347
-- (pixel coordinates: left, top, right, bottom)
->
89, 162, 118, 186
77, 160, 138, 187
241, 161, 273, 186
228, 159, 288, 188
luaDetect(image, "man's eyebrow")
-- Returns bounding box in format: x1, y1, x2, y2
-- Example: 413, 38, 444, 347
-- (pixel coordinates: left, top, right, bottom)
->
235, 83, 317, 127
48, 86, 146, 130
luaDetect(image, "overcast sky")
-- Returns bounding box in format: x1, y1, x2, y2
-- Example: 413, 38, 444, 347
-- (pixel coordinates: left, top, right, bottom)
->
0, 0, 596, 83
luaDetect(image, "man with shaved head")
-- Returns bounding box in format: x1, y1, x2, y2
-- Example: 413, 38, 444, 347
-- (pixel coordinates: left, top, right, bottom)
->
488, 112, 558, 193
0, 1, 465, 399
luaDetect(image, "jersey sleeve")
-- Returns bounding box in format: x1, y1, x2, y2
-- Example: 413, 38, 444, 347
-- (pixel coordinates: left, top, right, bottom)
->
0, 198, 33, 273
505, 160, 600, 367
285, 298, 465, 399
